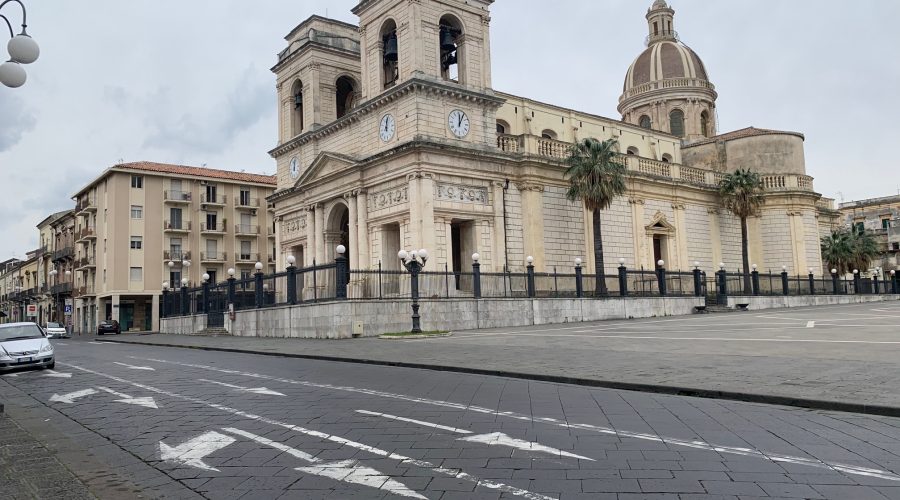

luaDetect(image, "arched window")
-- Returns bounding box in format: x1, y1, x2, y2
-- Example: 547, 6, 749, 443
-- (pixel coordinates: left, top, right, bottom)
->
541, 129, 558, 140
496, 120, 509, 134
291, 80, 304, 137
661, 153, 672, 163
626, 146, 639, 156
669, 109, 685, 138
439, 15, 464, 83
335, 76, 357, 119
381, 19, 399, 89
700, 111, 709, 138
639, 115, 651, 129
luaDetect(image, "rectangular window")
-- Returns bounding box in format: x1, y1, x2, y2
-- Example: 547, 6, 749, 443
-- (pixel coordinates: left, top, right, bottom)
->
205, 184, 217, 203
240, 241, 251, 260
240, 189, 251, 206
240, 270, 251, 281
131, 205, 143, 219
131, 175, 143, 189
854, 222, 865, 234
883, 219, 891, 229
170, 271, 182, 286
170, 238, 182, 259
206, 212, 217, 231
130, 267, 142, 281
894, 242, 900, 251
130, 236, 142, 250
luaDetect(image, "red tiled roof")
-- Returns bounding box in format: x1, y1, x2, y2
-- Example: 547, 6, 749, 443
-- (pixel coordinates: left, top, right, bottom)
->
112, 162, 276, 185
683, 127, 805, 148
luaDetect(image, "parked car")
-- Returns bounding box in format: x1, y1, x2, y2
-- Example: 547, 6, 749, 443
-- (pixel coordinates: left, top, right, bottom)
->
97, 320, 120, 335
0, 322, 54, 371
44, 322, 68, 339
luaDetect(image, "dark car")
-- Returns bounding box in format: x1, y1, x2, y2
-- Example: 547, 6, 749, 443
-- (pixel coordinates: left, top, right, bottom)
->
97, 320, 120, 335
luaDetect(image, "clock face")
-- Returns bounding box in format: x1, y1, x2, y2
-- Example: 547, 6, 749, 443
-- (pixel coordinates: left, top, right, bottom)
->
379, 114, 395, 142
289, 157, 300, 179
448, 109, 470, 138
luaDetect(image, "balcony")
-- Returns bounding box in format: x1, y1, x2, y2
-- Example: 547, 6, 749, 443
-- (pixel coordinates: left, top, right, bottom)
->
76, 198, 96, 214
200, 252, 227, 263
234, 224, 259, 236
163, 250, 191, 261
235, 196, 260, 209
201, 222, 226, 234
74, 285, 96, 298
50, 283, 73, 295
267, 226, 276, 238
164, 190, 192, 203
236, 252, 260, 263
164, 220, 192, 233
52, 246, 75, 262
75, 255, 96, 270
200, 194, 227, 206
75, 227, 96, 242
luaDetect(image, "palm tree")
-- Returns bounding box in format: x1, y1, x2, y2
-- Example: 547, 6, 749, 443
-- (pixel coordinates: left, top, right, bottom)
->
821, 227, 879, 275
718, 168, 765, 294
564, 138, 627, 295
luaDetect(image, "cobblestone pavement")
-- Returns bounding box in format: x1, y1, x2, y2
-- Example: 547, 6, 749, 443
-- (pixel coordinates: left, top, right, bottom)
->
1, 339, 899, 499
103, 300, 900, 412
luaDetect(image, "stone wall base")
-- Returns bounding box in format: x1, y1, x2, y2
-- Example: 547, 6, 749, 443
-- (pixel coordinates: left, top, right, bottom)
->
726, 294, 900, 311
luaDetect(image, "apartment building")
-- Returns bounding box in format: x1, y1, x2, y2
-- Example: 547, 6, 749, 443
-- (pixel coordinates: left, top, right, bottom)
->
72, 162, 277, 334
36, 210, 76, 325
0, 252, 39, 323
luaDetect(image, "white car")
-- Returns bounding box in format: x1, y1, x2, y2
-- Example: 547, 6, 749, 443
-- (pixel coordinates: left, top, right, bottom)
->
44, 322, 68, 339
0, 322, 54, 372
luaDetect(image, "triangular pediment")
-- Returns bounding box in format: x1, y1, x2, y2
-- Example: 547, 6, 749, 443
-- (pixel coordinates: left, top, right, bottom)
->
295, 152, 359, 187
645, 211, 676, 233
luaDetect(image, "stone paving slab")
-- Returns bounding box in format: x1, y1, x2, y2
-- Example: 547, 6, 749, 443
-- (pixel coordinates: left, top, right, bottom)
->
98, 301, 900, 415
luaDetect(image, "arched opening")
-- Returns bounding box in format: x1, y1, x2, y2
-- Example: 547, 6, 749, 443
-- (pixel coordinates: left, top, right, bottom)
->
639, 115, 651, 129
700, 111, 709, 138
669, 109, 685, 138
335, 76, 357, 119
291, 80, 304, 136
496, 120, 509, 134
439, 15, 464, 83
381, 19, 399, 89
540, 129, 558, 140
661, 153, 673, 163
326, 203, 351, 281
627, 146, 639, 156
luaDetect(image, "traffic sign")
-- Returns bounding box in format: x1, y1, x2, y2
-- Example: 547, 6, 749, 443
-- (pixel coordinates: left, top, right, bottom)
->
26, 304, 37, 317
64, 304, 72, 316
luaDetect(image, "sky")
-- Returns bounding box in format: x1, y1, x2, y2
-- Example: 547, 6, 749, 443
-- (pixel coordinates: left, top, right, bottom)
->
1, 0, 898, 260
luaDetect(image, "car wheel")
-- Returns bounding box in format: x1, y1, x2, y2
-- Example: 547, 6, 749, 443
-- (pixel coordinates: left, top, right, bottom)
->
47, 362, 55, 370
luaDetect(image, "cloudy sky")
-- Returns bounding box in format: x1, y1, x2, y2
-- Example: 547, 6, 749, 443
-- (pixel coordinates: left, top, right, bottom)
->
1, 0, 898, 260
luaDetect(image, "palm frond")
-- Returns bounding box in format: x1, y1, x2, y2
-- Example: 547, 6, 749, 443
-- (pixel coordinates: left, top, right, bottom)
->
563, 138, 627, 211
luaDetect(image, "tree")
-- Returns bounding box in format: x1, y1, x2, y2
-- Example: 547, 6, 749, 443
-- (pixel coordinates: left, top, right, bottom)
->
564, 138, 627, 295
850, 227, 879, 272
821, 227, 879, 276
718, 168, 765, 294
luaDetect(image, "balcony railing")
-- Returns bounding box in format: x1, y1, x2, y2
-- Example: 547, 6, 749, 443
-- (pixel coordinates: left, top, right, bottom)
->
236, 253, 259, 263
74, 285, 95, 297
235, 224, 259, 235
76, 227, 96, 242
164, 250, 191, 261
165, 220, 192, 232
75, 255, 96, 269
164, 190, 192, 203
235, 196, 259, 208
52, 246, 75, 261
200, 252, 227, 262
201, 194, 227, 205
76, 198, 96, 213
50, 283, 73, 295
201, 222, 226, 233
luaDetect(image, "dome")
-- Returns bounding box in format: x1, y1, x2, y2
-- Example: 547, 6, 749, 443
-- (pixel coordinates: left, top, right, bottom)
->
623, 40, 709, 92
651, 0, 669, 9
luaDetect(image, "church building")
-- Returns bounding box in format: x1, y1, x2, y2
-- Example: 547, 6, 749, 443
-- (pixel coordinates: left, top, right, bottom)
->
268, 0, 832, 287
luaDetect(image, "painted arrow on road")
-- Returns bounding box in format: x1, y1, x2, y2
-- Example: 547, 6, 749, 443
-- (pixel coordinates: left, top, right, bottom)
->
50, 388, 98, 404
198, 378, 285, 396
97, 386, 159, 409
113, 362, 155, 371
43, 370, 73, 378
159, 431, 236, 472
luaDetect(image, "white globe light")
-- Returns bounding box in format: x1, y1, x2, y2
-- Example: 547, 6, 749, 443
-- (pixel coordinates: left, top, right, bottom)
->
336, 245, 346, 255
526, 256, 534, 265
263, 283, 269, 291
227, 268, 235, 277
181, 278, 189, 285
202, 273, 210, 282
162, 281, 169, 290
618, 258, 626, 265
8, 34, 40, 64
657, 260, 665, 267
853, 269, 859, 274
0, 60, 26, 88
751, 264, 757, 270
831, 269, 837, 274
183, 260, 191, 268
782, 265, 787, 271
575, 257, 582, 267
808, 268, 814, 274
255, 262, 263, 271
472, 253, 480, 262
398, 250, 408, 261
49, 269, 57, 276
168, 261, 175, 268
286, 255, 296, 266
719, 262, 725, 270
65, 270, 71, 276
892, 270, 896, 276
694, 261, 700, 268
418, 249, 428, 260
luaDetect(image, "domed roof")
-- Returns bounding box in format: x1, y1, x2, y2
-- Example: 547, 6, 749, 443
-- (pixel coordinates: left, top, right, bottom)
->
651, 0, 669, 9
623, 40, 709, 92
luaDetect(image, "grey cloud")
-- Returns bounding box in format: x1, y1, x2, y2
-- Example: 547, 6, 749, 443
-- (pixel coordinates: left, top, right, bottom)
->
0, 94, 37, 152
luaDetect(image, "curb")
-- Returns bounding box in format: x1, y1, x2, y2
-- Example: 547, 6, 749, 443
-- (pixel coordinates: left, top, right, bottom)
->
96, 338, 900, 418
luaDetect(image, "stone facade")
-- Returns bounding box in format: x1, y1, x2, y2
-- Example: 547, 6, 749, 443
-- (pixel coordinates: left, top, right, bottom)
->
268, 0, 830, 289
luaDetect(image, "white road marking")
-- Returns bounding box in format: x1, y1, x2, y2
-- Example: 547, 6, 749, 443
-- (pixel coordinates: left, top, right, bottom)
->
49, 388, 97, 404
87, 342, 110, 345
43, 370, 72, 378
159, 431, 236, 472
198, 378, 285, 396
223, 427, 426, 499
129, 357, 900, 482
356, 410, 593, 460
113, 362, 155, 371
394, 332, 900, 345
3, 373, 19, 377
60, 362, 556, 500
55, 342, 68, 346
97, 386, 158, 409
807, 321, 815, 328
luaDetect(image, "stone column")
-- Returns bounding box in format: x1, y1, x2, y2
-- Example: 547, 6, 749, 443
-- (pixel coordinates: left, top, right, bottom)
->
492, 182, 507, 272
273, 215, 283, 272
315, 204, 325, 265
306, 206, 316, 267
356, 190, 370, 270
308, 63, 322, 128
517, 182, 545, 270
708, 208, 722, 270
630, 198, 646, 268
420, 173, 437, 256
346, 192, 359, 270
481, 16, 492, 88
788, 210, 808, 274
407, 173, 421, 250
672, 203, 689, 271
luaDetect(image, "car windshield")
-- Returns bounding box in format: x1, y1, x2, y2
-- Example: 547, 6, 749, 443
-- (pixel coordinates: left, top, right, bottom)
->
0, 325, 45, 341
47, 322, 62, 328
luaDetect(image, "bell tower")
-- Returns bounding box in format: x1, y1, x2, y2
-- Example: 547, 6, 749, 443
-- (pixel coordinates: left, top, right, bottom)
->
352, 0, 495, 101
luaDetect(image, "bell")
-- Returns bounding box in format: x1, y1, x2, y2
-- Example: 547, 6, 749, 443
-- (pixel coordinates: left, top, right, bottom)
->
442, 52, 457, 70
440, 27, 456, 52
383, 34, 398, 62
293, 93, 302, 109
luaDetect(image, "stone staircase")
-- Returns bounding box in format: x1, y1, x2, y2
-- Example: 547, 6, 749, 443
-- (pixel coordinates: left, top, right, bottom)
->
195, 327, 229, 336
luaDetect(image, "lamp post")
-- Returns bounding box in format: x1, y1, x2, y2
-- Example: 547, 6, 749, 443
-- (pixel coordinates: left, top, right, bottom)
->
399, 249, 428, 333
0, 0, 40, 88
49, 268, 57, 322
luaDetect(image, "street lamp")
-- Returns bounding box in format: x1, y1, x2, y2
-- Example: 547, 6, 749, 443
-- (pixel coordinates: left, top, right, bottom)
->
399, 248, 428, 333
0, 0, 39, 88
49, 268, 57, 322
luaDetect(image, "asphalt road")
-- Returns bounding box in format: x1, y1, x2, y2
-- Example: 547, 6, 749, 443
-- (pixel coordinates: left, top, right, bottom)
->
2, 339, 900, 499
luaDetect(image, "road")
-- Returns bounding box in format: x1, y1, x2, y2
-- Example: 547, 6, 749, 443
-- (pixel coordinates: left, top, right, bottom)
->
2, 339, 900, 499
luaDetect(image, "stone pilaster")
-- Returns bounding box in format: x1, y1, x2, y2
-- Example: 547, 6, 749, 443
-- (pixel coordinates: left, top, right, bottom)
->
630, 198, 646, 268
356, 190, 370, 269
672, 203, 689, 270
306, 206, 316, 267
517, 182, 545, 269
346, 192, 359, 269
708, 207, 722, 269
492, 181, 507, 271
314, 203, 325, 264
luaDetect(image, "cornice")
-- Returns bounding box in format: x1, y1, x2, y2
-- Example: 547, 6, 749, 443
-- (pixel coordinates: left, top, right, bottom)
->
271, 40, 361, 74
